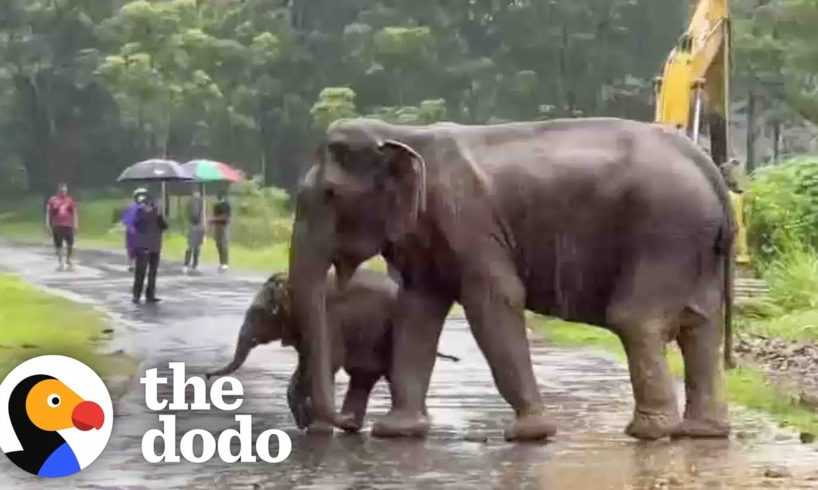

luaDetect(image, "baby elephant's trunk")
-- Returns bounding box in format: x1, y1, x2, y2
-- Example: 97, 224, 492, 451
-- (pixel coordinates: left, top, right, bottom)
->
207, 321, 257, 378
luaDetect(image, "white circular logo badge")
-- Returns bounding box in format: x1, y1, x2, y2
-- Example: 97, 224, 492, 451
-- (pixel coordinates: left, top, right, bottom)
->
0, 355, 114, 478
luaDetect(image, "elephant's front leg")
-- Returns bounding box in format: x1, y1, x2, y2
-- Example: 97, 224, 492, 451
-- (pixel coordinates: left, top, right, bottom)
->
460, 264, 556, 441
616, 320, 681, 440
336, 373, 379, 433
371, 289, 452, 438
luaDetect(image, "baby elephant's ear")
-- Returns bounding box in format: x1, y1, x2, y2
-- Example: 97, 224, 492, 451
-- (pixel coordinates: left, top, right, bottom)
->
268, 275, 289, 309
267, 274, 294, 346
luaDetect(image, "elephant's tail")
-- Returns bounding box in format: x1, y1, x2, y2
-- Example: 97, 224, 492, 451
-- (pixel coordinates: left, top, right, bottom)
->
719, 202, 736, 370
436, 352, 461, 362
723, 239, 735, 370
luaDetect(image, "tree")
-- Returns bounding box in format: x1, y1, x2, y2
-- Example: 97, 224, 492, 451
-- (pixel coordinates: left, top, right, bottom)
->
0, 0, 702, 192
310, 87, 358, 130
0, 0, 116, 191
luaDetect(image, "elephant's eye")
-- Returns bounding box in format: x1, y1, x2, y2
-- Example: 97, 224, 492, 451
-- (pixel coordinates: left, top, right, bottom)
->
329, 144, 347, 165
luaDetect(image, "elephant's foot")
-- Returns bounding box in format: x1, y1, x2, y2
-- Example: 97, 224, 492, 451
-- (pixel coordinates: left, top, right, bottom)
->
671, 418, 730, 439
335, 412, 363, 434
371, 410, 430, 438
625, 410, 681, 440
306, 419, 335, 435
504, 410, 557, 441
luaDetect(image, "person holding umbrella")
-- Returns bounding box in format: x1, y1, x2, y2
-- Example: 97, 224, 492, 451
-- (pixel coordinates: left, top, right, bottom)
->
210, 191, 231, 272
183, 188, 205, 274
132, 192, 168, 304
116, 157, 189, 299
122, 188, 148, 271
180, 159, 244, 272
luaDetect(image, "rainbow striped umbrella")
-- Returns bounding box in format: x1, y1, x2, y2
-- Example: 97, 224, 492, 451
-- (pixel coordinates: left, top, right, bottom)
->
182, 159, 245, 183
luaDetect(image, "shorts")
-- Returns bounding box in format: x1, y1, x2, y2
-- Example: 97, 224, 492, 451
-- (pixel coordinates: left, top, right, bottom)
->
52, 226, 75, 248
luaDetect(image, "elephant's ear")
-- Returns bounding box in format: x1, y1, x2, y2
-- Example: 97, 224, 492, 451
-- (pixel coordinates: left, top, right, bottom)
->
380, 139, 427, 241
263, 274, 294, 346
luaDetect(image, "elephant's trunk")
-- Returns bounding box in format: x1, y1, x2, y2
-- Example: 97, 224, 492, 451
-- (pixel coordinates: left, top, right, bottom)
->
207, 320, 256, 378
288, 212, 335, 426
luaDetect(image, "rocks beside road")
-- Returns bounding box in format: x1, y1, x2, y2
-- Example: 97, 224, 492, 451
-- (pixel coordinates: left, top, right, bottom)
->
735, 333, 818, 422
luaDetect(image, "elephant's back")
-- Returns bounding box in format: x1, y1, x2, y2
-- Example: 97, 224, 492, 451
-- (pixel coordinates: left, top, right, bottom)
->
429, 119, 729, 324
452, 119, 727, 230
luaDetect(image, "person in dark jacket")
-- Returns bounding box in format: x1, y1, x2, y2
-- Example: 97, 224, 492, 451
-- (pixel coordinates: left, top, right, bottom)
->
132, 194, 168, 304
122, 188, 148, 271
209, 192, 231, 271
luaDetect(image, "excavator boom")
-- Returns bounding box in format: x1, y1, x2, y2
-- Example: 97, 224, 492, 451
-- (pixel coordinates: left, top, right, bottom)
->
654, 1, 747, 259
655, 0, 731, 161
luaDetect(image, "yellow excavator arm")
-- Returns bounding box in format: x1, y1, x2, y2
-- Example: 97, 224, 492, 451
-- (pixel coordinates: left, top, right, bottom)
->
654, 0, 750, 264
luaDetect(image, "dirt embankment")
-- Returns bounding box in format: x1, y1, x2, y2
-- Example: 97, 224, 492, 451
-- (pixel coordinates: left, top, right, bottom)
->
736, 332, 818, 434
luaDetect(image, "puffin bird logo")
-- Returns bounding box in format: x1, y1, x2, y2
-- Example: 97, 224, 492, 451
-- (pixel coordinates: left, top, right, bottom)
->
1, 356, 113, 479
5, 375, 105, 478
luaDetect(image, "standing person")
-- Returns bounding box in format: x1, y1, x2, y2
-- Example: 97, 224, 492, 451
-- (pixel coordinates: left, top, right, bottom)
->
210, 191, 232, 272
183, 189, 205, 274
122, 188, 148, 271
45, 183, 78, 271
132, 194, 167, 304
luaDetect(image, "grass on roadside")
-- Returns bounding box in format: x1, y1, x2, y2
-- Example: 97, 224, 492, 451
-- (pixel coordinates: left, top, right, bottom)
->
734, 243, 818, 344
0, 192, 382, 274
0, 274, 132, 379
744, 307, 818, 342
0, 195, 126, 241
0, 194, 292, 272
531, 316, 818, 435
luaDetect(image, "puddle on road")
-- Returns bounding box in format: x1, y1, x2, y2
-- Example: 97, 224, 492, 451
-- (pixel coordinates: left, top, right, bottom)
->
1, 244, 818, 489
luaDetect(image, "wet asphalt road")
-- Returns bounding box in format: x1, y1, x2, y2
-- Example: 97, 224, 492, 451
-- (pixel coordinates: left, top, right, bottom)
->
1, 243, 818, 489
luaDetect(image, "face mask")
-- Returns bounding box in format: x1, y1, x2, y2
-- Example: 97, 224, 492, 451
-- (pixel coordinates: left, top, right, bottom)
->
136, 195, 146, 203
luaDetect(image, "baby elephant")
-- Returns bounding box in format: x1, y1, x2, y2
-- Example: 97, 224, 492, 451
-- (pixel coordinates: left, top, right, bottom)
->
208, 269, 457, 433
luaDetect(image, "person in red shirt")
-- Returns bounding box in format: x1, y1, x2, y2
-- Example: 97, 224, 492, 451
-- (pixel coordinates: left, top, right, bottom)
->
45, 183, 79, 270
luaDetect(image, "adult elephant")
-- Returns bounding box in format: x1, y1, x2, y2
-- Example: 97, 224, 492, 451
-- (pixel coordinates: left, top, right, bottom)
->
286, 117, 733, 441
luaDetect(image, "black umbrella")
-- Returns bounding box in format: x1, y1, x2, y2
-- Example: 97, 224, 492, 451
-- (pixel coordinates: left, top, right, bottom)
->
117, 159, 192, 217
117, 158, 192, 182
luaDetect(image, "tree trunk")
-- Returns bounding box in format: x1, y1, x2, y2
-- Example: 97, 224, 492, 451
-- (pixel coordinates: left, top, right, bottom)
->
14, 75, 52, 192
559, 25, 569, 115
772, 120, 780, 164
746, 85, 756, 173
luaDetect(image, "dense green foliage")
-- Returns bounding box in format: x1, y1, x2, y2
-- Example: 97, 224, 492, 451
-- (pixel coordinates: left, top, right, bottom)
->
747, 157, 818, 264
1, 1, 815, 192
226, 179, 293, 248
1, 0, 695, 194
746, 156, 818, 323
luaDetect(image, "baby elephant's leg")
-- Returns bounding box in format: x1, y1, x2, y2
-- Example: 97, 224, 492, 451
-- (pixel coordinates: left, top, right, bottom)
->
337, 373, 380, 433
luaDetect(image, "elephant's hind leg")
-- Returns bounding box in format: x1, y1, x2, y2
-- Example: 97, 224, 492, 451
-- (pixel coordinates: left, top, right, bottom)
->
612, 316, 681, 440
673, 306, 730, 438
337, 373, 379, 433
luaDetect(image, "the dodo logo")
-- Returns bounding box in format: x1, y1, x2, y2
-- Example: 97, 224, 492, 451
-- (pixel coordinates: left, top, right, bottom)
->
0, 355, 113, 478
